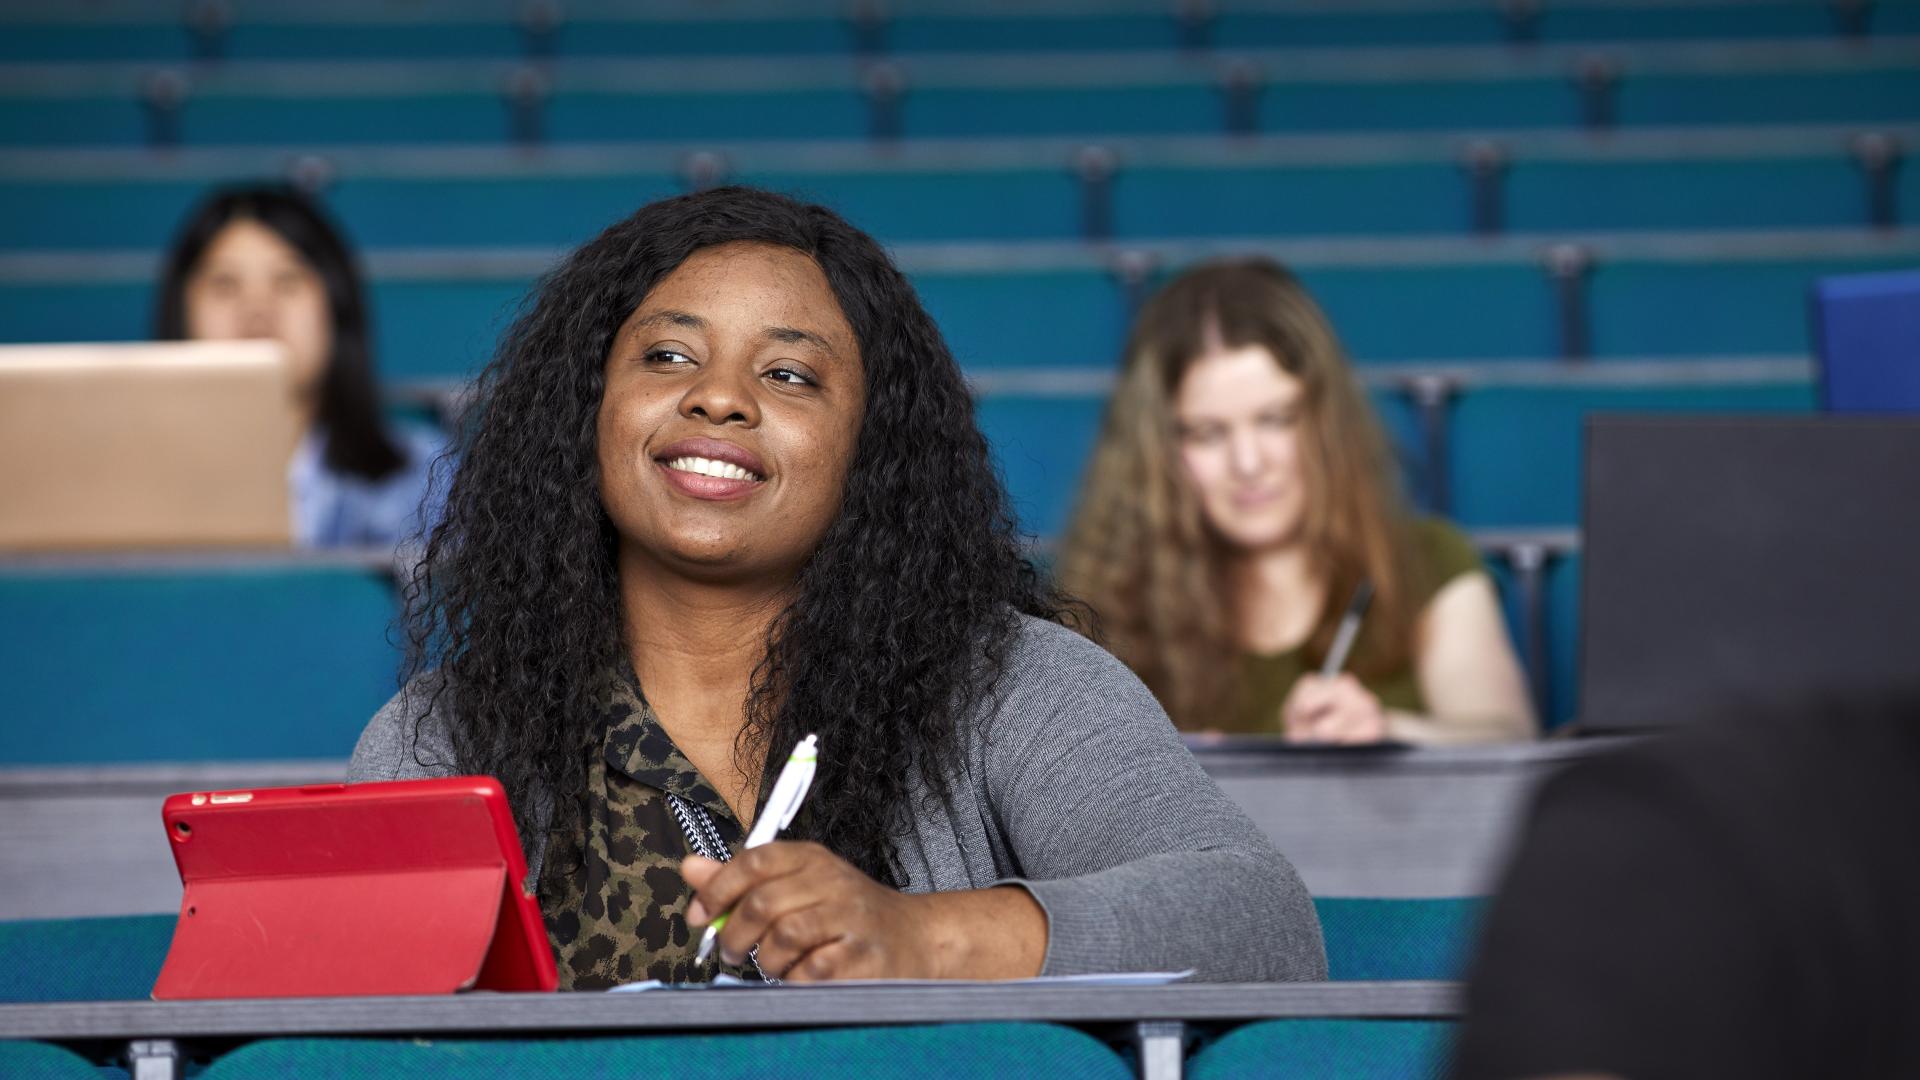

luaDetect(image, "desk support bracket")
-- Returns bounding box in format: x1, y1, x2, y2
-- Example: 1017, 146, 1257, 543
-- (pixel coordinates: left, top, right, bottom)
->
127, 1038, 182, 1080
1136, 1020, 1186, 1080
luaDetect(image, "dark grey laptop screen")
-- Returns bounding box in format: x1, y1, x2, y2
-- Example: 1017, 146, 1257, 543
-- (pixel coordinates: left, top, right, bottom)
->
1579, 417, 1920, 732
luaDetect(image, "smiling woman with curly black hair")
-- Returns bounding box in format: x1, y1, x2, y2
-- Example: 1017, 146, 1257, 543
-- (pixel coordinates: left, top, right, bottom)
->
348, 187, 1324, 988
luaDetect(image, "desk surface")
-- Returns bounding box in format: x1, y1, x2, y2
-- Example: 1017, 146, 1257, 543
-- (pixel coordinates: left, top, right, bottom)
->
1187, 736, 1613, 774
0, 981, 1459, 1042
0, 739, 1616, 795
0, 740, 1618, 918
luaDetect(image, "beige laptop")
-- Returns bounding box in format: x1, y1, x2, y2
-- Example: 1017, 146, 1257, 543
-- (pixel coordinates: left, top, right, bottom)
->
0, 341, 299, 549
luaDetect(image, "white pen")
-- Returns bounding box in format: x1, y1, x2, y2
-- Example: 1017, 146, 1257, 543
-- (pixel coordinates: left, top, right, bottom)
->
695, 733, 819, 965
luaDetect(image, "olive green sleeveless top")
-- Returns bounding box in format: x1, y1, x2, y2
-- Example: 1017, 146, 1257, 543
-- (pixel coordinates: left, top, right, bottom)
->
1228, 518, 1483, 734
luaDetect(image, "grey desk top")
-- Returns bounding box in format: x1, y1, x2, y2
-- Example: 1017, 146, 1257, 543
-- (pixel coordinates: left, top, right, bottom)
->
0, 740, 1622, 916
0, 739, 1619, 796
0, 982, 1460, 1042
1184, 736, 1618, 774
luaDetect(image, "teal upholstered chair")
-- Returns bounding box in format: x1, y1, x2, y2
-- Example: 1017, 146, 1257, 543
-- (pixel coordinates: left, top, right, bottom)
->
0, 1041, 105, 1079
199, 1025, 1132, 1080
1313, 897, 1484, 982
0, 565, 402, 765
0, 915, 174, 1003
1187, 1020, 1456, 1080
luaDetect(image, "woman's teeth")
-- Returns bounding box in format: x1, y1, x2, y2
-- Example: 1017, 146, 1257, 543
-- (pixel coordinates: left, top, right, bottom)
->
666, 456, 761, 482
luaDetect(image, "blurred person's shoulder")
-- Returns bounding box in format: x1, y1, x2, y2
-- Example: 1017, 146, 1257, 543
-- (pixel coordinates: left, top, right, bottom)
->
1532, 697, 1920, 893
1455, 695, 1920, 1079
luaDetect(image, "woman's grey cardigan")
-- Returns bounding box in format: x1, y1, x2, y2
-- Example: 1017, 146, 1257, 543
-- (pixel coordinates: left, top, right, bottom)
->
348, 615, 1327, 983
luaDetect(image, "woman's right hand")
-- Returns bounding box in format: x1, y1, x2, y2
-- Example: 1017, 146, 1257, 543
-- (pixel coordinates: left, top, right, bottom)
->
1282, 673, 1389, 744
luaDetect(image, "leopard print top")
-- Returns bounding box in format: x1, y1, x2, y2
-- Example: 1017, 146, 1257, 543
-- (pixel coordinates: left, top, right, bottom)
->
537, 671, 762, 989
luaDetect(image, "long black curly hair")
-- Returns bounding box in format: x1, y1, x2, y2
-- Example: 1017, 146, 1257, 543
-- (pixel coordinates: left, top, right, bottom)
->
405, 186, 1070, 885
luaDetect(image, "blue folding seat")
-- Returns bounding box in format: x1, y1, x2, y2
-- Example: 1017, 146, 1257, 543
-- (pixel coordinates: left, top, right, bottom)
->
1114, 163, 1469, 238
0, 916, 174, 1004
1618, 65, 1920, 128
0, 178, 209, 252
738, 168, 1082, 244
0, 22, 192, 63
1446, 381, 1817, 527
177, 93, 520, 146
0, 1041, 103, 1079
548, 90, 868, 144
1506, 156, 1874, 233
1186, 1020, 1456, 1080
327, 174, 683, 249
0, 280, 150, 352
210, 23, 522, 61
1259, 77, 1575, 133
905, 84, 1226, 139
888, 13, 1177, 53
1302, 265, 1558, 361
1312, 898, 1484, 982
1591, 253, 1920, 358
0, 565, 403, 764
0, 97, 147, 148
198, 1025, 1133, 1080
564, 17, 857, 57
914, 268, 1130, 374
1217, 9, 1516, 48
1534, 4, 1899, 42
372, 278, 544, 379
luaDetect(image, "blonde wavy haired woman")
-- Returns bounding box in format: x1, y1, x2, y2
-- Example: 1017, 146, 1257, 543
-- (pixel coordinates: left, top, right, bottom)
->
1058, 258, 1535, 744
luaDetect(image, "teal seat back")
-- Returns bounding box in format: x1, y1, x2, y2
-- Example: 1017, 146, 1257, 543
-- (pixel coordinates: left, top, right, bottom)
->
0, 566, 402, 764
1313, 897, 1484, 982
0, 1041, 104, 1079
0, 915, 174, 1003
199, 1024, 1132, 1080
1187, 1020, 1456, 1080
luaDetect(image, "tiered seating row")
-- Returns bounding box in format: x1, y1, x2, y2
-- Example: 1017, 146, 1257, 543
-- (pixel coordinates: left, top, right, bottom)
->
5, 230, 1911, 376
2, 124, 1913, 251
2, 39, 1916, 145
2, 0, 1915, 61
0, 7, 1900, 744
0, 528, 1588, 749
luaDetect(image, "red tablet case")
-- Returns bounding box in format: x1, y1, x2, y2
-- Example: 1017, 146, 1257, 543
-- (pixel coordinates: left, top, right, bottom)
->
153, 777, 558, 999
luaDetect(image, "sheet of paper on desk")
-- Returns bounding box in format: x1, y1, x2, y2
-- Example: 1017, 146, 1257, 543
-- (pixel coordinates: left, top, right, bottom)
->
608, 970, 1193, 992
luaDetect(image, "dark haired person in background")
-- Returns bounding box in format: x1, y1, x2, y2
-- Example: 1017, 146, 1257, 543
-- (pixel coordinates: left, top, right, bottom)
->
155, 184, 445, 548
1452, 695, 1920, 1079
349, 188, 1325, 988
